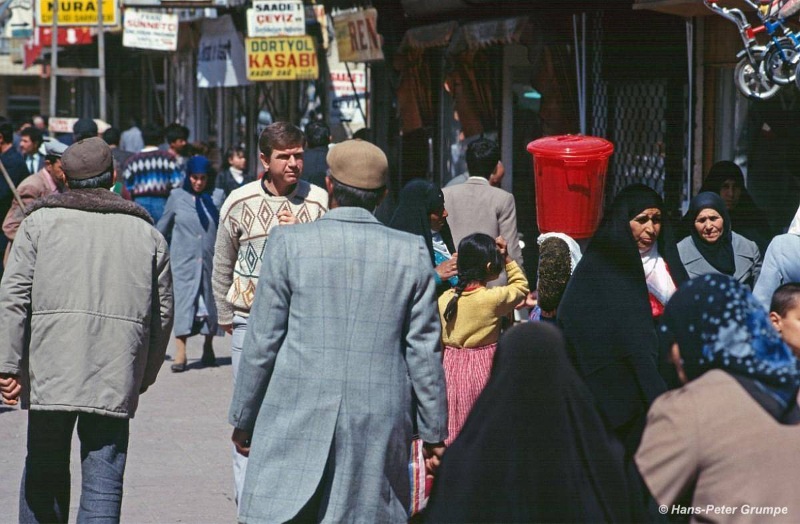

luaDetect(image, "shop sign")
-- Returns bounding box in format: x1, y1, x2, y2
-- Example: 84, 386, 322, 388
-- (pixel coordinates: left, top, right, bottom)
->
5, 0, 34, 38
245, 35, 318, 81
37, 26, 93, 45
22, 26, 93, 68
246, 0, 304, 38
332, 8, 383, 63
123, 9, 178, 51
48, 117, 110, 134
197, 14, 251, 88
329, 68, 367, 125
37, 0, 118, 27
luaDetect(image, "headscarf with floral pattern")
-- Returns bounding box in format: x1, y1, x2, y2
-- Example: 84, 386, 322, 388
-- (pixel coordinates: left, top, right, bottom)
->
662, 274, 800, 406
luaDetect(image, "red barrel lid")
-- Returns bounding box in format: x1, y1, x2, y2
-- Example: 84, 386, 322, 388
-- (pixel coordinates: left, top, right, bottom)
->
527, 134, 614, 159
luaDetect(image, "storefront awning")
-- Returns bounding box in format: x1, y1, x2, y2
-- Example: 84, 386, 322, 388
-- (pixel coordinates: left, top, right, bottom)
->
632, 0, 750, 17
446, 16, 530, 55
398, 21, 458, 53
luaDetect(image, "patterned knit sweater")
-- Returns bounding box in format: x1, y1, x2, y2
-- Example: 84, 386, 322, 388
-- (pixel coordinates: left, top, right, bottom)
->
123, 149, 183, 197
212, 179, 328, 324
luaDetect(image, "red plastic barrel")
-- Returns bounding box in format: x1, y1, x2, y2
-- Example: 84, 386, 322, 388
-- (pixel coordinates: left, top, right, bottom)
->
527, 135, 614, 239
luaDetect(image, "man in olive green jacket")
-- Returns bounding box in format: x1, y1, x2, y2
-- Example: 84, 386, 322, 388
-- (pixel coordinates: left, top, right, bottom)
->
0, 137, 173, 523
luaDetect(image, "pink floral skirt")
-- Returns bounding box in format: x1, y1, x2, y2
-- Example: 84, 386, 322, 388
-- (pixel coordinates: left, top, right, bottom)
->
443, 342, 497, 446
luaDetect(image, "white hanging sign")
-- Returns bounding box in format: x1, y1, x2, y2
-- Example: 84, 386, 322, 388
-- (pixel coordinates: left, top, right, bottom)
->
197, 14, 251, 88
123, 9, 178, 51
247, 0, 304, 38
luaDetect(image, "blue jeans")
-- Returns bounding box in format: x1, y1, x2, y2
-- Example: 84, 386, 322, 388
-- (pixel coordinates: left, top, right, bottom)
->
19, 411, 129, 524
231, 314, 248, 505
133, 196, 167, 224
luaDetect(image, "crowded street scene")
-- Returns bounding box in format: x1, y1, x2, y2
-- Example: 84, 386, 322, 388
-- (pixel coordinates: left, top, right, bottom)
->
2, 0, 800, 523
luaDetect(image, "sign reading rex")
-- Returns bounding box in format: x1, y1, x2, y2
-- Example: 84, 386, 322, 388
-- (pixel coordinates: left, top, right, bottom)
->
246, 35, 318, 81
37, 0, 118, 26
332, 8, 383, 63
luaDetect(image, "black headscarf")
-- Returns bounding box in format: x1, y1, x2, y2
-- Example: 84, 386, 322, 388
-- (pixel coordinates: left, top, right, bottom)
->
184, 155, 219, 230
699, 160, 772, 252
557, 184, 687, 452
387, 178, 455, 264
422, 323, 634, 523
686, 191, 736, 275
662, 274, 800, 420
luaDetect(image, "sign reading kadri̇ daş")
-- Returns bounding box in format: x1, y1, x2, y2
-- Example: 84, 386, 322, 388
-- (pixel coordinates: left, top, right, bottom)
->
38, 0, 118, 26
245, 35, 318, 81
247, 0, 305, 38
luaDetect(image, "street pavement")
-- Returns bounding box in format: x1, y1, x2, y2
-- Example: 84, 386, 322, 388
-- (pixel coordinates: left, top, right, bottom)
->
0, 334, 239, 523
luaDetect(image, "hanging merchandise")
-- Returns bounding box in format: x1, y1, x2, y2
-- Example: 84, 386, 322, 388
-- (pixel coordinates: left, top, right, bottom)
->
197, 14, 251, 88
702, 0, 787, 100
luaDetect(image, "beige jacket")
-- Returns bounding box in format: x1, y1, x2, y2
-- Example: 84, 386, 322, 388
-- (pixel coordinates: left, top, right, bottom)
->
636, 370, 800, 523
0, 189, 173, 418
442, 177, 523, 266
2, 168, 58, 242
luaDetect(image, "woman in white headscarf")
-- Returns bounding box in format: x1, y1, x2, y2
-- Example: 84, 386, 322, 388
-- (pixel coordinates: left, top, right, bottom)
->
528, 232, 582, 324
752, 202, 800, 309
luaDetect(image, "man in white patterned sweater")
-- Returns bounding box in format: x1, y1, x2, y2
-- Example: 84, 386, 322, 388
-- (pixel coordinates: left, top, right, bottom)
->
212, 121, 328, 503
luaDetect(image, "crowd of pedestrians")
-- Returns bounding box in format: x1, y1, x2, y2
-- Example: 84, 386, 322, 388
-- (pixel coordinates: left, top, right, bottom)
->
0, 113, 799, 524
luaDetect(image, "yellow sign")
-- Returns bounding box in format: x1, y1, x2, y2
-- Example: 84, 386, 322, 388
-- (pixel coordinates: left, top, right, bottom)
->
38, 0, 118, 27
246, 36, 318, 82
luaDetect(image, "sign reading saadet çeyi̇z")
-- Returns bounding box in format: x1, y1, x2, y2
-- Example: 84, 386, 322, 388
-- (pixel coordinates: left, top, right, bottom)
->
247, 0, 305, 38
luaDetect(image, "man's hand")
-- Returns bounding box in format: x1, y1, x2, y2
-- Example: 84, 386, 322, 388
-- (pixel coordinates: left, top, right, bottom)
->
0, 373, 21, 406
232, 428, 252, 457
220, 323, 233, 335
422, 441, 445, 475
495, 236, 511, 264
277, 209, 298, 226
434, 253, 458, 281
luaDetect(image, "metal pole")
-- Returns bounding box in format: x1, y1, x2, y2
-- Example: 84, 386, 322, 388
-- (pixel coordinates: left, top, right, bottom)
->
97, 0, 106, 121
48, 0, 59, 131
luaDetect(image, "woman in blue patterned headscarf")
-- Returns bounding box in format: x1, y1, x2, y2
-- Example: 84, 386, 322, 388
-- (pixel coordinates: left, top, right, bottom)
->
635, 274, 800, 516
661, 273, 799, 410
157, 155, 225, 372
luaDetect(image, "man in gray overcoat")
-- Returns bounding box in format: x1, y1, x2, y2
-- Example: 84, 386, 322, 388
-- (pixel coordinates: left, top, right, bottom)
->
0, 137, 173, 522
228, 139, 448, 523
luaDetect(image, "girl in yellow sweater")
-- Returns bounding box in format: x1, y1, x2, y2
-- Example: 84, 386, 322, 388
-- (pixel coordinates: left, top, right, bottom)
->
439, 233, 529, 445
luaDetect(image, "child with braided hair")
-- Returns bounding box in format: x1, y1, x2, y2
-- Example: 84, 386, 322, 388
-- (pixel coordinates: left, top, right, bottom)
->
438, 233, 529, 446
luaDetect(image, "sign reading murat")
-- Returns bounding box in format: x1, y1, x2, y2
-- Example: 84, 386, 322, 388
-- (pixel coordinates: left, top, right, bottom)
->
38, 0, 118, 26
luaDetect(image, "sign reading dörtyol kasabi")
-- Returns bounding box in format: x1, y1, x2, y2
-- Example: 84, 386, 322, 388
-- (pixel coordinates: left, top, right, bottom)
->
247, 0, 305, 38
245, 35, 318, 81
123, 9, 178, 51
37, 0, 118, 26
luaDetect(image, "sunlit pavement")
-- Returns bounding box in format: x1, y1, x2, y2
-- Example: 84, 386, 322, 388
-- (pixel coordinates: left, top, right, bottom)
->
0, 333, 238, 523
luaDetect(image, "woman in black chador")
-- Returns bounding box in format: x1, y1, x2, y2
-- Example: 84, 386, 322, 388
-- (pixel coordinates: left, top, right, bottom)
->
558, 184, 688, 457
